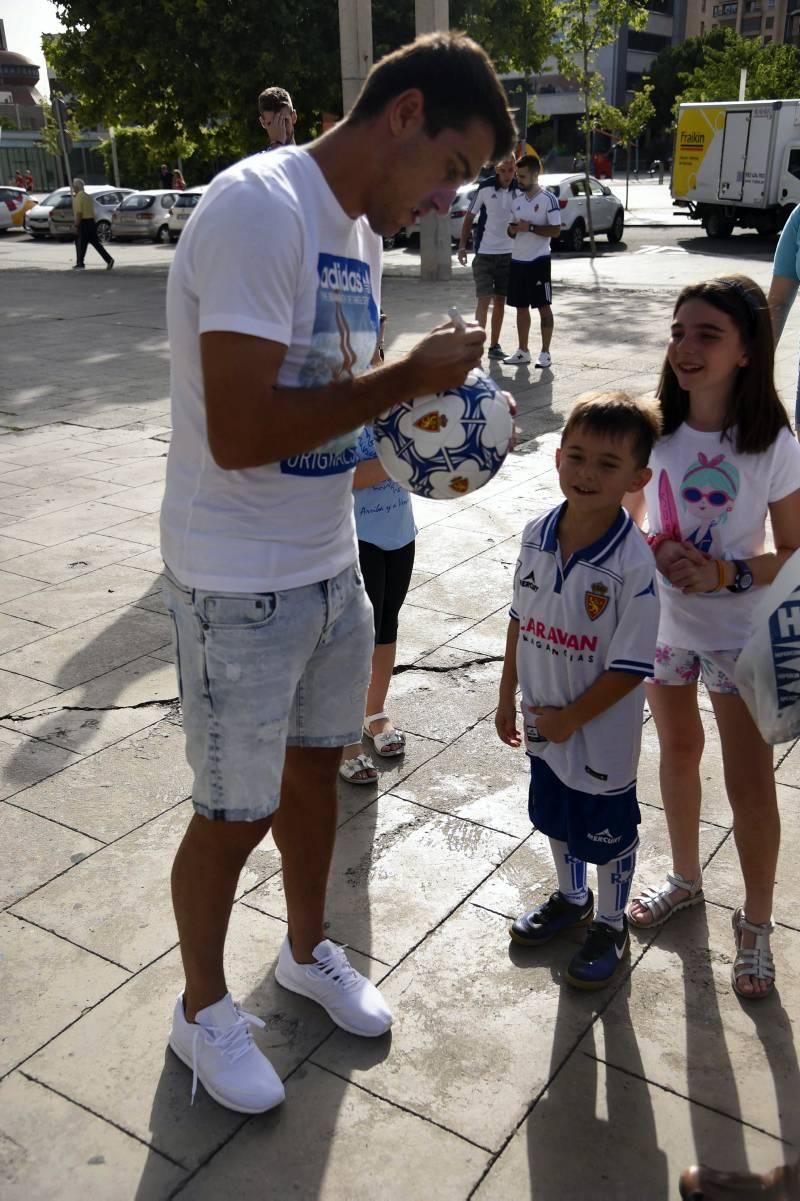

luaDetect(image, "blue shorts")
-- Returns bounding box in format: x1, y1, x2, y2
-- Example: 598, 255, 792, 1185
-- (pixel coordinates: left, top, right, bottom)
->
528, 758, 641, 865
162, 563, 374, 823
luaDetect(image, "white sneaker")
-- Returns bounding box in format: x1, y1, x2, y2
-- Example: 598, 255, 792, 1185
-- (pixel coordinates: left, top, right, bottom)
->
503, 348, 531, 365
535, 351, 552, 368
169, 992, 285, 1114
275, 937, 392, 1037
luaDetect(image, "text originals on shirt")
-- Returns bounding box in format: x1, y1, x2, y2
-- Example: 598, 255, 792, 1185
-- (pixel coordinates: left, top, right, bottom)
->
519, 616, 598, 663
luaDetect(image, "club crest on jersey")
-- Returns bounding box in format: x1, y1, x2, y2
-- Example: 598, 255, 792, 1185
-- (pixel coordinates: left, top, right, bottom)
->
585, 581, 609, 621
415, 411, 447, 433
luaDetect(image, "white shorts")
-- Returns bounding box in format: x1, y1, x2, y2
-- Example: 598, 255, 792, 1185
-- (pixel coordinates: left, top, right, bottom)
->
649, 642, 740, 695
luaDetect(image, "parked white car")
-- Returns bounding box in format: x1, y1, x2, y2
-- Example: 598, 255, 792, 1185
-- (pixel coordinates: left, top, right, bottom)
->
403, 181, 479, 244
111, 190, 178, 242
538, 173, 625, 252
24, 186, 71, 238
48, 187, 134, 241
167, 186, 208, 241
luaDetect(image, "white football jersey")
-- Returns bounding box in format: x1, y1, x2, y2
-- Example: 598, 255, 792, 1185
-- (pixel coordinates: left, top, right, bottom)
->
510, 504, 660, 795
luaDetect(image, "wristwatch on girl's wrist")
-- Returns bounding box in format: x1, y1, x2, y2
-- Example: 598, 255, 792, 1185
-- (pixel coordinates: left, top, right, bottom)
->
726, 559, 754, 593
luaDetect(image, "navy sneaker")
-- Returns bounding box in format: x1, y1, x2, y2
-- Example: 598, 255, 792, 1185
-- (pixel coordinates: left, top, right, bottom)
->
487, 343, 506, 360
510, 889, 594, 946
566, 918, 630, 990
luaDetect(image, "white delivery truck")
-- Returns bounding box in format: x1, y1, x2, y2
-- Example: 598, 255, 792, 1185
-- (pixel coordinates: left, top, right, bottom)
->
672, 99, 800, 237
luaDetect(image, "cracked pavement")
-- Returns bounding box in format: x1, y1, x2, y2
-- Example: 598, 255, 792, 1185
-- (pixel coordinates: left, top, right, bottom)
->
1, 243, 799, 1200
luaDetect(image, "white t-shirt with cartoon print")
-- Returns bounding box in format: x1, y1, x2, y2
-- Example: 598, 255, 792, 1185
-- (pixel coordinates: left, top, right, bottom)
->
161, 147, 382, 593
644, 423, 800, 649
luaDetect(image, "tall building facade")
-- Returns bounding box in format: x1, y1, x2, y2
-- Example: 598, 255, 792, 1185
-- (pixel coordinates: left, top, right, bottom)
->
684, 0, 790, 44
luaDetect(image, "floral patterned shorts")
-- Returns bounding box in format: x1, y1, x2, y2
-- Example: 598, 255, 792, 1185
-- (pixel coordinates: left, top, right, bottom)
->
650, 643, 740, 695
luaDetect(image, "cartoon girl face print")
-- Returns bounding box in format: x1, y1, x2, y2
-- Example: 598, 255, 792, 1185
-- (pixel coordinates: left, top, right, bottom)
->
679, 452, 740, 555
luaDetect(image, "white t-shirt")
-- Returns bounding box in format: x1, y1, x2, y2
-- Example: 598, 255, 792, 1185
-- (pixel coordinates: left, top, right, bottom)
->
510, 504, 660, 795
468, 176, 516, 255
161, 148, 383, 592
645, 423, 800, 650
509, 189, 561, 262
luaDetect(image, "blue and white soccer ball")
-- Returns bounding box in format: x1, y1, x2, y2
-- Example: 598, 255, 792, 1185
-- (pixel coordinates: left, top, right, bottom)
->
373, 370, 513, 500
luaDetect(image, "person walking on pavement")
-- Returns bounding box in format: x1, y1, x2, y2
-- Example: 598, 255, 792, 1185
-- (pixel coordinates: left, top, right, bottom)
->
503, 155, 561, 368
71, 179, 114, 271
457, 154, 517, 360
159, 162, 173, 189
160, 31, 516, 1116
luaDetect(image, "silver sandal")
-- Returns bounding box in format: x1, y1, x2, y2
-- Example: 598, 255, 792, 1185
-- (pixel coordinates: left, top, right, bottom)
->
628, 871, 704, 930
362, 711, 406, 758
731, 907, 776, 999
338, 753, 378, 786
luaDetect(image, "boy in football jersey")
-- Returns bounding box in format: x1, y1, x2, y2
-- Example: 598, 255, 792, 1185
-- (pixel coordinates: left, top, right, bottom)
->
496, 392, 661, 988
503, 155, 561, 368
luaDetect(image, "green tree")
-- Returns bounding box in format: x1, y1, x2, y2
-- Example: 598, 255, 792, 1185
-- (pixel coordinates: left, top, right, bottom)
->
593, 81, 655, 209
646, 28, 727, 136
679, 28, 800, 102
44, 1, 557, 167
555, 0, 649, 253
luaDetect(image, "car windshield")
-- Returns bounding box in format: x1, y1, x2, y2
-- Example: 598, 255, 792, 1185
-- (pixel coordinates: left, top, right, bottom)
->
175, 193, 202, 208
53, 196, 73, 209
120, 195, 155, 210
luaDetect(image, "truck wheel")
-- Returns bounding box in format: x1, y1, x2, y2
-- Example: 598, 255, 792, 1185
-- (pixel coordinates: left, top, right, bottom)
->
703, 212, 734, 239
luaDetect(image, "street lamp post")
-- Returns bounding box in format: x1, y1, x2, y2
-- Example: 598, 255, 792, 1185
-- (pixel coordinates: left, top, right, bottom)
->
415, 0, 452, 281
338, 0, 374, 113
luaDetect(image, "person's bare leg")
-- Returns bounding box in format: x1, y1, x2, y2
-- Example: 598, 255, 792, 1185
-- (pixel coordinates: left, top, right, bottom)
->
364, 641, 398, 741
629, 683, 703, 925
539, 304, 554, 353
516, 307, 531, 352
272, 745, 340, 963
490, 296, 505, 345
475, 295, 490, 329
710, 691, 778, 996
172, 813, 272, 1020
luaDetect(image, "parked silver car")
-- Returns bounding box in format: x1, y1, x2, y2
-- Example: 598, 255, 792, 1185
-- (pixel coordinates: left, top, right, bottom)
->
48, 187, 134, 242
111, 190, 178, 242
25, 186, 71, 238
167, 186, 207, 241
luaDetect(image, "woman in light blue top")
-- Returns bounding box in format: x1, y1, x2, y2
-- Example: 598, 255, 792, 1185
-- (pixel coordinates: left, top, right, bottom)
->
340, 318, 418, 784
768, 204, 800, 429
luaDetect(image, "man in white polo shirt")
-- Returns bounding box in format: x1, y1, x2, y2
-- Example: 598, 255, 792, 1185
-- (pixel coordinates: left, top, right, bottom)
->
503, 155, 561, 368
495, 392, 661, 990
457, 155, 517, 359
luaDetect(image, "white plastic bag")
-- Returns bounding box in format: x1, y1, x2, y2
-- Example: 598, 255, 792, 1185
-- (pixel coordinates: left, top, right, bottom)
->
735, 549, 800, 745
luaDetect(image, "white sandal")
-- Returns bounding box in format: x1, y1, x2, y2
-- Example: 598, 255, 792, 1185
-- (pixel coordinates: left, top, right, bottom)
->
362, 712, 406, 758
338, 753, 378, 785
628, 871, 704, 929
731, 907, 776, 999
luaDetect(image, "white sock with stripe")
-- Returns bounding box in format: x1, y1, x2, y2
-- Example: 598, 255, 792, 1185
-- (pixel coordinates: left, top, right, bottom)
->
597, 842, 638, 930
549, 838, 589, 906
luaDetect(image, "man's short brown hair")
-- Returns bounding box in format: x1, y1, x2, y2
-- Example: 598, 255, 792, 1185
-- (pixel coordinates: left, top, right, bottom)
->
561, 391, 662, 469
258, 86, 293, 115
349, 32, 516, 162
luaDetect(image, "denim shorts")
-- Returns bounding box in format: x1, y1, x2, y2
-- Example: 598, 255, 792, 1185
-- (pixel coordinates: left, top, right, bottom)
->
162, 563, 374, 822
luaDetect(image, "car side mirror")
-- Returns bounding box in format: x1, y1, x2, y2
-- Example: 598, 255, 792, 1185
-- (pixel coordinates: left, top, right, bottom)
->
601, 186, 611, 195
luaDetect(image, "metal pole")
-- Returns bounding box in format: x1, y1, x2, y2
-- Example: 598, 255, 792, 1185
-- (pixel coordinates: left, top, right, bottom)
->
415, 0, 451, 281
109, 126, 121, 187
739, 68, 747, 101
338, 0, 374, 114
53, 97, 72, 189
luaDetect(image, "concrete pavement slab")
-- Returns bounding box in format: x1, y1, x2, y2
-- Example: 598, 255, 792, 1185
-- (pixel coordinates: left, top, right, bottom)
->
4, 500, 148, 548
775, 741, 800, 788
391, 717, 532, 838
84, 458, 167, 488
179, 1062, 489, 1201
407, 558, 515, 620
448, 607, 510, 658
591, 903, 800, 1145
0, 564, 158, 631
0, 668, 59, 713
0, 571, 45, 604
0, 613, 52, 654
23, 904, 382, 1170
701, 784, 800, 931
246, 795, 519, 965
0, 727, 80, 801
100, 512, 160, 547
0, 533, 151, 584
0, 911, 128, 1075
336, 730, 446, 824
10, 801, 279, 971
0, 606, 172, 687
411, 524, 508, 575
384, 648, 503, 743
394, 604, 474, 663
0, 477, 132, 520
0, 801, 101, 908
0, 1073, 187, 1201
6, 718, 191, 842
0, 458, 120, 488
472, 1050, 787, 1201
0, 535, 42, 562
312, 901, 639, 1150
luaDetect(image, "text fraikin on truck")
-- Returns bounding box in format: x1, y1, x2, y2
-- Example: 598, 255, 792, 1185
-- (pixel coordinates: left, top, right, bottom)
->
680, 132, 705, 146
